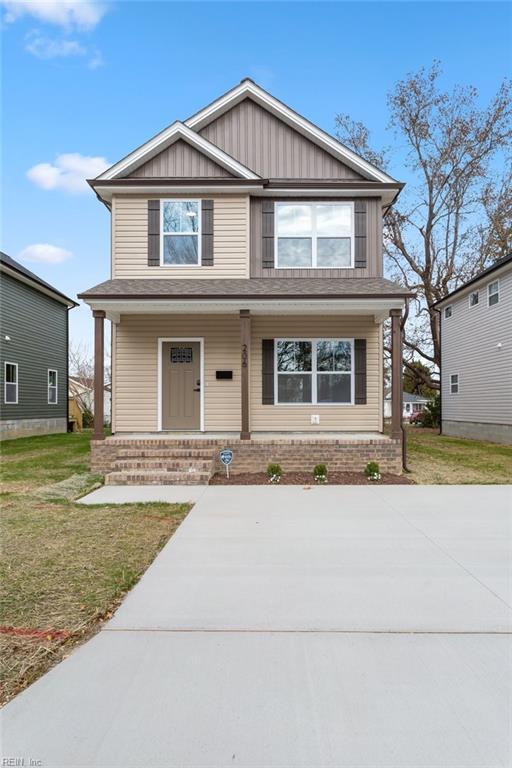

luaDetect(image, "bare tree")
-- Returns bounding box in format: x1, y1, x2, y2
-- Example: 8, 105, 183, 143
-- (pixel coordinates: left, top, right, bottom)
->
69, 341, 111, 417
336, 62, 512, 387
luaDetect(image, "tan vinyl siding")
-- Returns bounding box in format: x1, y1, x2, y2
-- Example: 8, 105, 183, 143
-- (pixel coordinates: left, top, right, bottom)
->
128, 139, 232, 178
114, 314, 241, 432
200, 98, 364, 180
250, 197, 383, 278
250, 316, 382, 432
112, 194, 250, 279
441, 266, 512, 426
113, 314, 382, 434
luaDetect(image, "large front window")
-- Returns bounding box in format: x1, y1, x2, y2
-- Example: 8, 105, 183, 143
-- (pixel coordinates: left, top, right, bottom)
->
275, 203, 354, 268
275, 339, 353, 404
161, 200, 200, 265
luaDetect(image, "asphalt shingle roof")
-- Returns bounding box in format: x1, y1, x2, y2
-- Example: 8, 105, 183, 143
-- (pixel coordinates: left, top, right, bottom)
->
78, 277, 412, 300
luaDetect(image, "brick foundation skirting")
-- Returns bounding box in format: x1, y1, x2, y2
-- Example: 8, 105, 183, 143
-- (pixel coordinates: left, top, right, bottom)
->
91, 435, 403, 478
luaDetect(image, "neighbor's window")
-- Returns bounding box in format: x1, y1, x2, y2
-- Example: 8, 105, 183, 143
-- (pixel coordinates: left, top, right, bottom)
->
162, 200, 200, 266
488, 280, 499, 306
450, 374, 459, 394
444, 305, 453, 319
4, 362, 18, 404
469, 291, 479, 307
276, 339, 353, 404
48, 369, 58, 404
275, 203, 354, 269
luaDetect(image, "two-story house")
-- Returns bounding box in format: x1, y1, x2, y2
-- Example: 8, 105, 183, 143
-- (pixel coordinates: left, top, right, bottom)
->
78, 79, 411, 483
1, 251, 77, 439
435, 253, 512, 445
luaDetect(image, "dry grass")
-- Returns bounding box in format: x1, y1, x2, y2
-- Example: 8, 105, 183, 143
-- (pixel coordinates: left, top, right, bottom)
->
0, 432, 190, 704
406, 427, 512, 484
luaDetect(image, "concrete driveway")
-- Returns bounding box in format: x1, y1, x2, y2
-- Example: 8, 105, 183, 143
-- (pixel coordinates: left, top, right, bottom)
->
2, 485, 511, 767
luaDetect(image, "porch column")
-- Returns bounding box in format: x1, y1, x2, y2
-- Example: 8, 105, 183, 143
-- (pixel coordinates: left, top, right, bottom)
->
93, 309, 105, 441
390, 308, 403, 441
240, 309, 251, 440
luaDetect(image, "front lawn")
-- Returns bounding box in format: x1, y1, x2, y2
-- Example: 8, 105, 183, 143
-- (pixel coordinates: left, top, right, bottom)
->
406, 427, 512, 484
0, 432, 190, 705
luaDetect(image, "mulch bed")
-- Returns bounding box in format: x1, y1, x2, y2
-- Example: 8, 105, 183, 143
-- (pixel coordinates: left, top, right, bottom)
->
210, 472, 415, 485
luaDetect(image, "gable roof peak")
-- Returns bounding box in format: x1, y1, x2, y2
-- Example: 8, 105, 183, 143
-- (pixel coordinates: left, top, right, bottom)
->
186, 79, 399, 185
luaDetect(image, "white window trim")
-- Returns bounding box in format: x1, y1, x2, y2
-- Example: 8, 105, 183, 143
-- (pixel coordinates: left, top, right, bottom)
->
488, 279, 500, 306
160, 199, 202, 268
48, 369, 58, 405
444, 305, 453, 319
4, 361, 18, 405
274, 202, 355, 270
450, 373, 459, 395
274, 337, 354, 406
468, 291, 479, 308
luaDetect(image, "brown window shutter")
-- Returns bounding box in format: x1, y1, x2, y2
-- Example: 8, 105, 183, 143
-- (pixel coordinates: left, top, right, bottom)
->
354, 200, 367, 269
262, 339, 274, 404
148, 200, 160, 266
262, 200, 275, 269
354, 339, 367, 404
201, 200, 214, 266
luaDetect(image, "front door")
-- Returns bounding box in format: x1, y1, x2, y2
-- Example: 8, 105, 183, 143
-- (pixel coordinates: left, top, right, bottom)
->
162, 341, 201, 430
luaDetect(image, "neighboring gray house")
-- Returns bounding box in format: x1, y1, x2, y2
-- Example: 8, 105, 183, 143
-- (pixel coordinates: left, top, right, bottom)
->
384, 392, 430, 420
435, 253, 512, 445
0, 252, 77, 439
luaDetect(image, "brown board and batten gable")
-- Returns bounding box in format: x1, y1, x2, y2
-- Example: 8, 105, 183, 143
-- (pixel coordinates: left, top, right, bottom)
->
129, 139, 234, 178
199, 97, 365, 180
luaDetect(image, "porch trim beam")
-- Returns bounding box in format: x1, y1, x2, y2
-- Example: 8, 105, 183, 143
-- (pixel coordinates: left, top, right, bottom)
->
93, 309, 106, 441
240, 309, 251, 440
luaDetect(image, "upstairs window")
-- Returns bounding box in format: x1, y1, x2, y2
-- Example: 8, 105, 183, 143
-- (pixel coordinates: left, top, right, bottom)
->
469, 291, 479, 307
161, 200, 200, 266
444, 305, 453, 318
275, 339, 353, 404
4, 362, 18, 404
48, 369, 58, 404
450, 374, 459, 394
275, 203, 354, 269
488, 280, 499, 306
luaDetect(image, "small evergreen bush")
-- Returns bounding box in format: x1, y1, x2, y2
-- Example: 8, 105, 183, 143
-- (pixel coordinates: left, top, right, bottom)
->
267, 463, 282, 483
365, 461, 381, 481
313, 464, 328, 483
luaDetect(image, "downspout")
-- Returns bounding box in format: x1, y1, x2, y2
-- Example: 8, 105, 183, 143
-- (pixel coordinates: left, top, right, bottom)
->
436, 307, 442, 435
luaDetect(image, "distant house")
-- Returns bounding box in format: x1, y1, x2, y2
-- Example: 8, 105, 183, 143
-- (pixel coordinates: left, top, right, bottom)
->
0, 252, 77, 439
68, 376, 111, 425
434, 253, 512, 445
384, 392, 430, 420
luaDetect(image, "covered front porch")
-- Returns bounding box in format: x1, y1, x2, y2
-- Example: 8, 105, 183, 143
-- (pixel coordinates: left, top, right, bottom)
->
81, 282, 407, 483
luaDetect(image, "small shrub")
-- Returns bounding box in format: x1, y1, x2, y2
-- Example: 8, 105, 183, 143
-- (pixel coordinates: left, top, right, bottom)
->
82, 409, 94, 429
365, 461, 381, 481
313, 463, 328, 483
267, 463, 282, 484
421, 395, 441, 428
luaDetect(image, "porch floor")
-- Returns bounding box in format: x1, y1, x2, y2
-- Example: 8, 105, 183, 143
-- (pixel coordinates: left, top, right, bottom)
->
106, 431, 390, 442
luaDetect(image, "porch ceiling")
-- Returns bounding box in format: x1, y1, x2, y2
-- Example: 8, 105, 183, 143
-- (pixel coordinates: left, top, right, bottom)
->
83, 297, 404, 323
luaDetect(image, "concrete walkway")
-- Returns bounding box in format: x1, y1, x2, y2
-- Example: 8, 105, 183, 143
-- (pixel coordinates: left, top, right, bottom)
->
2, 485, 511, 767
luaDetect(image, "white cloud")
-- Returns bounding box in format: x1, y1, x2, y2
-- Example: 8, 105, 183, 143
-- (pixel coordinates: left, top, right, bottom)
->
27, 153, 110, 193
25, 30, 85, 59
2, 1, 107, 31
87, 47, 103, 69
18, 243, 72, 264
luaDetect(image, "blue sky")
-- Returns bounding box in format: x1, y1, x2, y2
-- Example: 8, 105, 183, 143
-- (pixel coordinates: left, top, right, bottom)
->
2, 0, 511, 348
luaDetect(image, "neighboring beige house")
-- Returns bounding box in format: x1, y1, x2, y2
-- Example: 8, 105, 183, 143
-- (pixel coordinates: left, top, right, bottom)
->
78, 79, 411, 483
435, 253, 512, 445
68, 377, 111, 425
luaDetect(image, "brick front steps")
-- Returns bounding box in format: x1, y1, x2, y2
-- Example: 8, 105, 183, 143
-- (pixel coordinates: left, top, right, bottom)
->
101, 445, 216, 486
92, 435, 402, 485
